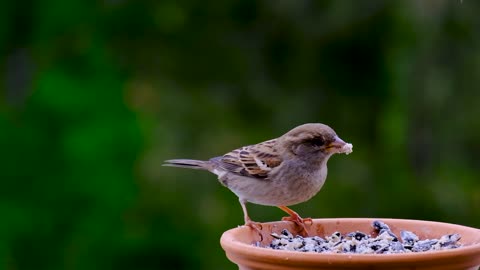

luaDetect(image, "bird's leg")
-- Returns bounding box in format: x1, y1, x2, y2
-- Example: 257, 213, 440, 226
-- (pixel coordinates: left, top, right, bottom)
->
278, 205, 313, 224
278, 206, 312, 236
239, 199, 263, 240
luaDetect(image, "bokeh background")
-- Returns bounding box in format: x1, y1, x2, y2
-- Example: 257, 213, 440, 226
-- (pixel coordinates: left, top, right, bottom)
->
1, 0, 479, 269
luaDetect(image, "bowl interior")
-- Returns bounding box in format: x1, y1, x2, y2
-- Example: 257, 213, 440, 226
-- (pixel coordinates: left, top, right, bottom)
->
232, 218, 480, 248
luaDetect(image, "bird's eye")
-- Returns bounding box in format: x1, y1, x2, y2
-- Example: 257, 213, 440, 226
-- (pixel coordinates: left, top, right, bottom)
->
308, 138, 325, 147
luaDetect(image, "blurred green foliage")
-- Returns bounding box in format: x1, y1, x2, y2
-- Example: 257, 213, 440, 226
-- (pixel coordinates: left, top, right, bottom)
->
1, 1, 479, 269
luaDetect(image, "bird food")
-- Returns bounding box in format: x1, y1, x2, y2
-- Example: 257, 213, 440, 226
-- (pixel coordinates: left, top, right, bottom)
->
341, 143, 353, 154
260, 220, 462, 254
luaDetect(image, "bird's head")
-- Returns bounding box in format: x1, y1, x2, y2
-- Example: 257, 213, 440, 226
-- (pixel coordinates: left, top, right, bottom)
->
278, 123, 352, 163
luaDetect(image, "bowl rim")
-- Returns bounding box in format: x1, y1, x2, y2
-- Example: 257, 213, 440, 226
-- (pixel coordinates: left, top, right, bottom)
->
220, 218, 480, 265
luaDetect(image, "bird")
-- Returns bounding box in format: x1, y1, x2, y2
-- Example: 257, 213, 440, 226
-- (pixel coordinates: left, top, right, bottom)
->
163, 123, 352, 235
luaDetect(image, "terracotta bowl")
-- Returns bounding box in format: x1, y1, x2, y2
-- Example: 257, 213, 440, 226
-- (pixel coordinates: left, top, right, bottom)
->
220, 218, 480, 270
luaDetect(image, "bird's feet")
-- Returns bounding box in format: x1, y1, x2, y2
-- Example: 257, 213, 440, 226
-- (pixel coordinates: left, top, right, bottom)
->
239, 199, 264, 241
281, 214, 312, 236
281, 215, 313, 225
278, 206, 312, 236
245, 220, 264, 241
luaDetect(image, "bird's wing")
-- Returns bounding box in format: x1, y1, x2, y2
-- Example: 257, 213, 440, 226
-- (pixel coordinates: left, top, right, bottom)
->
212, 139, 282, 179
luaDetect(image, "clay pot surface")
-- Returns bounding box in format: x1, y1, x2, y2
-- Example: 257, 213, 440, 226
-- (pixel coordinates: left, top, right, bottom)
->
220, 218, 480, 270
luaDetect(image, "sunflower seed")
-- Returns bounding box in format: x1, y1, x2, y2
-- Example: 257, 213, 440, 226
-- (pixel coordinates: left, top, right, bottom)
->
261, 220, 462, 254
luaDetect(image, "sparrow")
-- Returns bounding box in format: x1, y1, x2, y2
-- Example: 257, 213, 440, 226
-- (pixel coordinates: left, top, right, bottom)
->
164, 123, 352, 235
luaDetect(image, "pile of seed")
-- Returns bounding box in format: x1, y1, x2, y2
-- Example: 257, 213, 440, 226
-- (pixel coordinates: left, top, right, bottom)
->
261, 220, 461, 254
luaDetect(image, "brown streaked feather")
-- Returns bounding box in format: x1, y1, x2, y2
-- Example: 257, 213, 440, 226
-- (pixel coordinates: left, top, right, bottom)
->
211, 139, 282, 179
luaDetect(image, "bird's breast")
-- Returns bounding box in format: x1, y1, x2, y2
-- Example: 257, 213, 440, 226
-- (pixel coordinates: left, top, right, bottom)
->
276, 162, 328, 204
225, 161, 328, 206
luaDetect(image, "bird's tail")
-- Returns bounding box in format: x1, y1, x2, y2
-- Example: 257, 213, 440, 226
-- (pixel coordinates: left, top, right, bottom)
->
163, 159, 210, 170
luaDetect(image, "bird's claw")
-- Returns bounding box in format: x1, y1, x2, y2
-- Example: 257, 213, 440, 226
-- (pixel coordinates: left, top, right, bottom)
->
303, 217, 313, 225
246, 221, 263, 231
281, 215, 311, 236
281, 215, 312, 224
245, 221, 264, 241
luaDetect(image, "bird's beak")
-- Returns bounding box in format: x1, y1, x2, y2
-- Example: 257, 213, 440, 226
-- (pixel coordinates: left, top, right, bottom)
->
326, 136, 347, 152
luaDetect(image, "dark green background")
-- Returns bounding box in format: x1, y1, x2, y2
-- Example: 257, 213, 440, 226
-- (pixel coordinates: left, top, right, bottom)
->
1, 1, 479, 269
